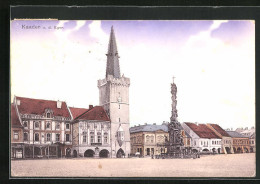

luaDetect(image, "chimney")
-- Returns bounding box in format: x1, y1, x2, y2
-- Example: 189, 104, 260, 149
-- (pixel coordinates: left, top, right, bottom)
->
17, 99, 20, 105
134, 125, 136, 127
245, 127, 248, 130
195, 122, 198, 125
231, 128, 233, 131
153, 123, 156, 125
89, 105, 93, 109
57, 100, 62, 108
138, 124, 140, 126
251, 126, 255, 130
144, 123, 147, 125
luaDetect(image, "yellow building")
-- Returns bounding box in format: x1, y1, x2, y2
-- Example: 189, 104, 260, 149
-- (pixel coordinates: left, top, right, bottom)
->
130, 123, 191, 156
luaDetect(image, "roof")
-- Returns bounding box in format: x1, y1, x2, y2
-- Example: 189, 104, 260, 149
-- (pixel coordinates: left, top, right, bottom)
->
16, 96, 71, 118
106, 26, 121, 78
74, 106, 110, 121
69, 107, 88, 119
209, 124, 230, 137
130, 124, 168, 133
226, 131, 248, 138
184, 122, 221, 139
11, 104, 22, 127
184, 131, 191, 138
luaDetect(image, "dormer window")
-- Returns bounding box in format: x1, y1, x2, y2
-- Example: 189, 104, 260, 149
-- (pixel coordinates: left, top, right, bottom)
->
23, 121, 28, 128
47, 113, 51, 118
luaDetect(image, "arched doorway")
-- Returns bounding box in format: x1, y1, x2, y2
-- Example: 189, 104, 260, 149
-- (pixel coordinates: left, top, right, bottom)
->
58, 147, 62, 157
99, 149, 109, 158
237, 147, 242, 153
225, 147, 231, 154
212, 148, 216, 153
192, 149, 198, 153
34, 147, 41, 156
233, 147, 237, 153
25, 147, 31, 158
202, 148, 209, 152
250, 147, 254, 153
116, 148, 125, 158
84, 149, 95, 157
73, 150, 77, 157
66, 148, 71, 157
244, 147, 249, 153
217, 148, 221, 154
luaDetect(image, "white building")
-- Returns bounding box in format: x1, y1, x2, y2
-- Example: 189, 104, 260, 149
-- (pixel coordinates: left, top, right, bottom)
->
70, 105, 111, 158
182, 122, 222, 153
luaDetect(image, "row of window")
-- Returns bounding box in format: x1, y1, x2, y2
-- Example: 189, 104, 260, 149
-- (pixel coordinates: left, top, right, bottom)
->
22, 132, 70, 142
23, 121, 70, 130
233, 140, 249, 145
82, 132, 108, 144
80, 123, 109, 131
131, 135, 167, 144
212, 140, 221, 145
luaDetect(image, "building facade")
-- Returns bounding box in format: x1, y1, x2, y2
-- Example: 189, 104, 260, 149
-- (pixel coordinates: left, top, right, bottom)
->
11, 103, 24, 158
226, 131, 250, 153
11, 96, 73, 159
207, 123, 233, 154
98, 26, 131, 158
130, 123, 191, 156
182, 122, 222, 153
239, 127, 255, 153
71, 106, 112, 158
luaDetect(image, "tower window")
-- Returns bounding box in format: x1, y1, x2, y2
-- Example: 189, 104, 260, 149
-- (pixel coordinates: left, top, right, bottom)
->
119, 118, 120, 122
119, 104, 120, 109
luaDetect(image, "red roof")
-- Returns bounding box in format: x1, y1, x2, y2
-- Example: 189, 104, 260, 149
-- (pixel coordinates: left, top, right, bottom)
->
16, 96, 71, 118
209, 124, 230, 137
11, 104, 22, 127
75, 106, 110, 121
69, 107, 88, 119
185, 122, 220, 139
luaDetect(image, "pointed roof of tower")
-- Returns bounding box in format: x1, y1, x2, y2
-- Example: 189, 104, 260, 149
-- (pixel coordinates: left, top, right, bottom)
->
106, 26, 121, 78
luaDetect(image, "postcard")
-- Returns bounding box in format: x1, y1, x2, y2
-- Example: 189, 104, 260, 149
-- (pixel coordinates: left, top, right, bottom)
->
10, 18, 255, 178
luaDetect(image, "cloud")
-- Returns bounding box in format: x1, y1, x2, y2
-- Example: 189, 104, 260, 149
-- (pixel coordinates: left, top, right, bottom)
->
88, 21, 109, 44
209, 20, 229, 31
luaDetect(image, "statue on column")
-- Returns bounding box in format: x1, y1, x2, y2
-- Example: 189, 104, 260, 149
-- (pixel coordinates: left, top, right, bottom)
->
168, 76, 183, 156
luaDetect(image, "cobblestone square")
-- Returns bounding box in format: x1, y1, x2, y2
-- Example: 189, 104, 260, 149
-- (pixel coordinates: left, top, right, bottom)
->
11, 153, 255, 177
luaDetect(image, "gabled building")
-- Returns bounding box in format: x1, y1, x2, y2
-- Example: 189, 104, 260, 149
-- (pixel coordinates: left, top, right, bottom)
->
182, 122, 222, 153
226, 131, 250, 153
206, 123, 233, 154
70, 105, 111, 158
11, 96, 73, 158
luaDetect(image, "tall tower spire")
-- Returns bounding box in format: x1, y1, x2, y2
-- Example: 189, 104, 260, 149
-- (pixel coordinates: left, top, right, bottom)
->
106, 26, 121, 78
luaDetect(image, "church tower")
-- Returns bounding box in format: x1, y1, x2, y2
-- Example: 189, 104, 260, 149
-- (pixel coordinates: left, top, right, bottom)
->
98, 26, 130, 158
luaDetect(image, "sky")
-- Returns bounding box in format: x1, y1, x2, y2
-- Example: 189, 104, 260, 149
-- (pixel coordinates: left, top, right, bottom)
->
10, 20, 255, 129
